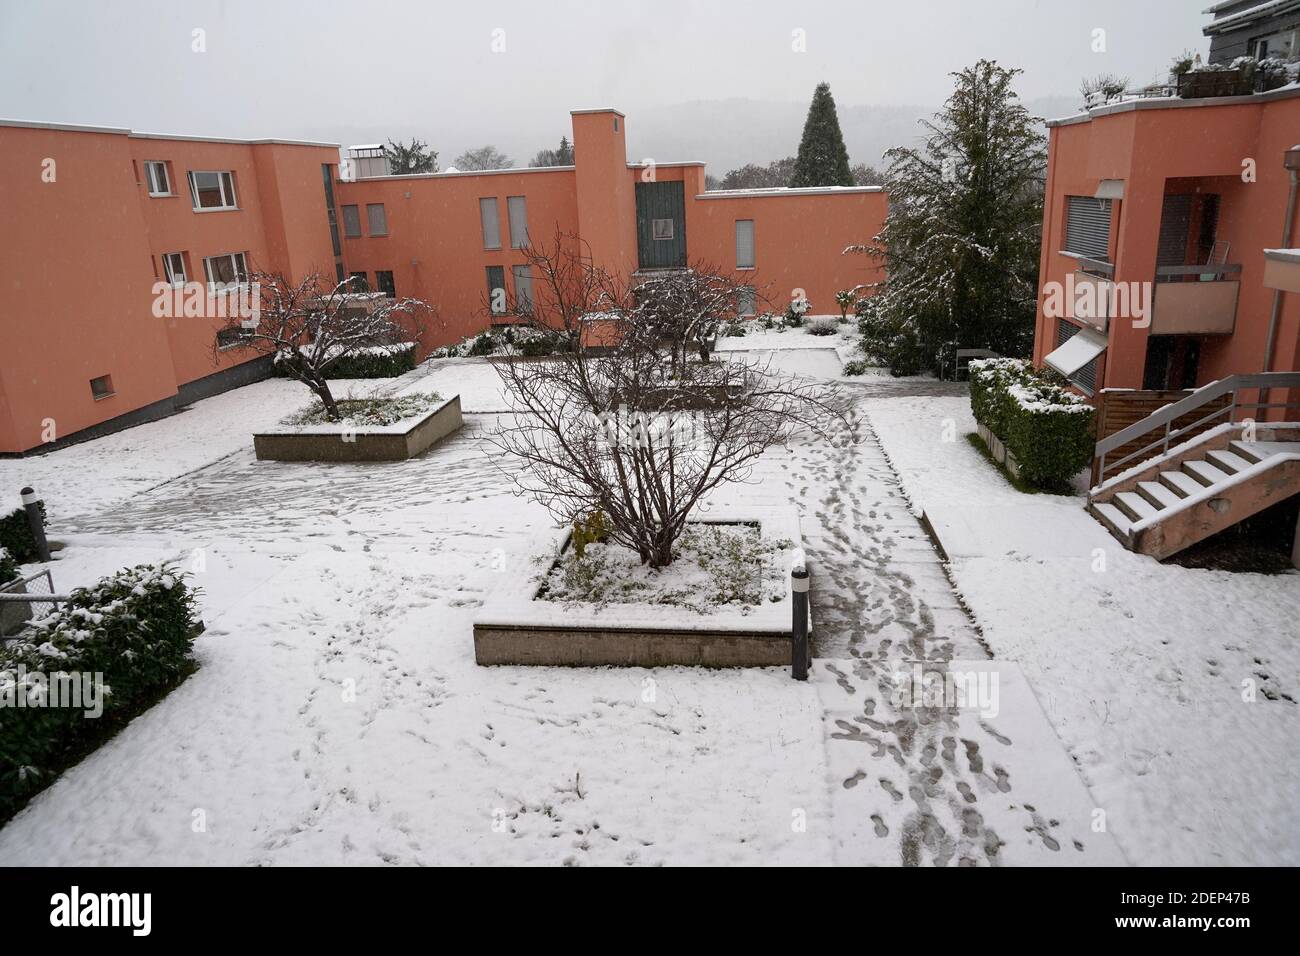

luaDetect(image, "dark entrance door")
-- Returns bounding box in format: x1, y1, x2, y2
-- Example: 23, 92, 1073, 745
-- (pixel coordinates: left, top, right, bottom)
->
635, 181, 686, 269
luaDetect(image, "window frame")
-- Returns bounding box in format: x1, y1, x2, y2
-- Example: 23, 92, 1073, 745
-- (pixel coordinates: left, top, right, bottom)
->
735, 219, 756, 269
512, 264, 533, 315
365, 202, 388, 237
89, 374, 115, 401
187, 170, 238, 211
375, 270, 396, 297
161, 251, 187, 286
144, 161, 172, 197
507, 195, 528, 249
652, 218, 675, 241
486, 265, 507, 315
202, 251, 249, 291
341, 204, 362, 238
1062, 196, 1112, 262
480, 197, 502, 251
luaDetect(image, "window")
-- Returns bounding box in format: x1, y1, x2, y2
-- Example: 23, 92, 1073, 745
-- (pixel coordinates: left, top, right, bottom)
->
1063, 196, 1112, 261
216, 328, 253, 349
188, 170, 237, 210
486, 265, 506, 314
144, 161, 171, 196
512, 265, 533, 314
342, 204, 361, 238
480, 197, 501, 250
89, 375, 114, 400
366, 203, 388, 236
161, 252, 187, 285
652, 218, 674, 241
613, 116, 619, 132
203, 252, 248, 289
1056, 319, 1099, 394
1251, 29, 1297, 60
738, 286, 756, 317
507, 196, 528, 248
376, 270, 395, 297
735, 219, 755, 269
348, 271, 370, 292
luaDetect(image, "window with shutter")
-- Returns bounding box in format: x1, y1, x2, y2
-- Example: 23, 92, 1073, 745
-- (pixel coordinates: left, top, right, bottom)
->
1057, 319, 1099, 393
366, 203, 387, 236
1064, 196, 1111, 261
735, 219, 755, 269
480, 197, 501, 250
342, 205, 361, 238
507, 196, 528, 248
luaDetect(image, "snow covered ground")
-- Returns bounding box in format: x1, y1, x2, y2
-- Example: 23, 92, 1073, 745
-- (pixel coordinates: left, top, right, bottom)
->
866, 395, 1300, 866
0, 347, 1294, 866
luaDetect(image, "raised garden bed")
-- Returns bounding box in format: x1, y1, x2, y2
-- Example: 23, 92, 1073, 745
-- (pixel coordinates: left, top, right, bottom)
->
473, 508, 809, 667
254, 393, 463, 462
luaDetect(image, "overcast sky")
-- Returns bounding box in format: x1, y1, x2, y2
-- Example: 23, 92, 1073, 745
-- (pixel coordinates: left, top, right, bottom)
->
0, 0, 1208, 167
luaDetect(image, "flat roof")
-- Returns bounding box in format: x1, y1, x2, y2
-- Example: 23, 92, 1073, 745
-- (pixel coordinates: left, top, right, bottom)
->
345, 165, 576, 182
696, 185, 884, 199
0, 117, 339, 148
1045, 83, 1300, 127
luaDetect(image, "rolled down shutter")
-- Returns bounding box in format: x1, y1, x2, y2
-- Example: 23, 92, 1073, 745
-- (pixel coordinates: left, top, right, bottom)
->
507, 196, 528, 249
1064, 197, 1111, 260
479, 197, 501, 249
735, 219, 755, 269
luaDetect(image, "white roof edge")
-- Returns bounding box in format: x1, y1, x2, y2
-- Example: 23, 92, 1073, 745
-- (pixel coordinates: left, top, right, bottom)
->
627, 161, 707, 168
0, 117, 338, 147
695, 185, 885, 199
1046, 83, 1300, 127
570, 107, 626, 117
343, 165, 576, 183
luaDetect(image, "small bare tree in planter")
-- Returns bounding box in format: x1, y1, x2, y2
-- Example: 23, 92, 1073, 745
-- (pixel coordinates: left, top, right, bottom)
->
215, 271, 433, 421
488, 235, 845, 568
632, 264, 766, 370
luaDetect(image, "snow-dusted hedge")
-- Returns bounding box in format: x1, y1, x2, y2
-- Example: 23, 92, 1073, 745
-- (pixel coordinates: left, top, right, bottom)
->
0, 564, 201, 823
0, 547, 16, 586
969, 358, 1095, 488
274, 342, 417, 379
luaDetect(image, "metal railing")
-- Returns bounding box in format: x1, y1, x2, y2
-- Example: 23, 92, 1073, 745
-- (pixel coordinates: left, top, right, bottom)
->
0, 569, 68, 640
1155, 262, 1242, 282
1094, 372, 1300, 486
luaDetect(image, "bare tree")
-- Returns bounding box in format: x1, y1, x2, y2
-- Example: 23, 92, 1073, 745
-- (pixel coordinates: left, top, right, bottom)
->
633, 265, 766, 370
486, 234, 844, 568
453, 145, 514, 171
216, 271, 433, 420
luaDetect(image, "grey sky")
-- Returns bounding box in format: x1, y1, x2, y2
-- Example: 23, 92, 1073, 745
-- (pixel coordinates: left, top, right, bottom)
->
0, 0, 1208, 169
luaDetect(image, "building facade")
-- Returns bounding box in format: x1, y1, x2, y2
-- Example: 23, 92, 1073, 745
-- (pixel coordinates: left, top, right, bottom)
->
1205, 0, 1300, 64
0, 120, 342, 454
0, 108, 883, 455
1031, 87, 1300, 416
334, 108, 885, 347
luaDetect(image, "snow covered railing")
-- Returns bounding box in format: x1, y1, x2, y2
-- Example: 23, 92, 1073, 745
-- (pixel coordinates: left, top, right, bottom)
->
1094, 372, 1300, 484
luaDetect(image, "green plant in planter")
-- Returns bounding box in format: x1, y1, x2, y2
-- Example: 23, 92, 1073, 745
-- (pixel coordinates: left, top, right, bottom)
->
572, 510, 610, 559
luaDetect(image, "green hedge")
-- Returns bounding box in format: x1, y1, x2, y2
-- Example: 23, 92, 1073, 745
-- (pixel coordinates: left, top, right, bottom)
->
969, 358, 1095, 488
0, 564, 201, 823
0, 549, 16, 586
0, 503, 45, 564
274, 343, 417, 379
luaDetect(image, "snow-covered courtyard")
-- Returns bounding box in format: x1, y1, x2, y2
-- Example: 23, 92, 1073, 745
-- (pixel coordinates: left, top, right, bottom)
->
0, 347, 1296, 866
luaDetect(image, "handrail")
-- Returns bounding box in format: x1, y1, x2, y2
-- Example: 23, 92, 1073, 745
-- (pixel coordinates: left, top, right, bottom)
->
1155, 263, 1242, 278
1094, 372, 1300, 483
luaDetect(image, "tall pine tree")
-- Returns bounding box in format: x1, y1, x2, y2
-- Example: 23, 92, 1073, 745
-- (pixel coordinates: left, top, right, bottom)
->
790, 83, 853, 187
855, 60, 1046, 374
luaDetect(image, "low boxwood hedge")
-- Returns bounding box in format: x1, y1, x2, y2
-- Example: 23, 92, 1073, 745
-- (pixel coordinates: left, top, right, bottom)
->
0, 564, 201, 823
968, 358, 1095, 489
274, 343, 417, 380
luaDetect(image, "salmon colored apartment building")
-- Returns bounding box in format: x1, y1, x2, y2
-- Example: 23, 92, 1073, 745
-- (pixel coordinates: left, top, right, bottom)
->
0, 107, 884, 454
1032, 86, 1300, 414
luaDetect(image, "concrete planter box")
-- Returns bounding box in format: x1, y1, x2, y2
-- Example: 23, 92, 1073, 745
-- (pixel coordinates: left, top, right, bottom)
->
976, 421, 1022, 479
253, 395, 463, 462
473, 509, 808, 667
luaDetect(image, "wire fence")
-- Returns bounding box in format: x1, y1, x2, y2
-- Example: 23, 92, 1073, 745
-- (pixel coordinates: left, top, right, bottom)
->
0, 569, 66, 639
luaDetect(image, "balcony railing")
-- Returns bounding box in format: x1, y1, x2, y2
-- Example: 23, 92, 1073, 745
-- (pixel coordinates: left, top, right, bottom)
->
1149, 263, 1241, 336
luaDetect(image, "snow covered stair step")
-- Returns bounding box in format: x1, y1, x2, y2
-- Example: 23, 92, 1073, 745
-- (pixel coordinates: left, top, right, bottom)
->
1091, 502, 1134, 539
1204, 449, 1253, 475
1182, 459, 1232, 487
1136, 480, 1182, 510
1228, 440, 1268, 464
1159, 470, 1202, 498
1114, 491, 1159, 523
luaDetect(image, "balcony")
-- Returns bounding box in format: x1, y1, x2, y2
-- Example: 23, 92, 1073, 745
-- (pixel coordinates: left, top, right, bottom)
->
1149, 263, 1241, 336
1264, 249, 1300, 293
